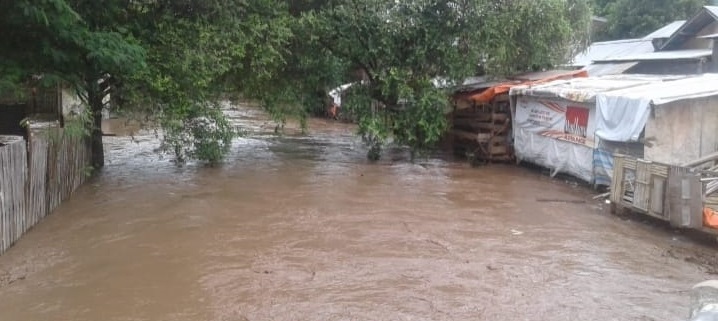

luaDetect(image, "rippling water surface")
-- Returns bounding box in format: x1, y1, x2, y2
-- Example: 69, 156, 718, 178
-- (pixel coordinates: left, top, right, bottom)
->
0, 106, 715, 321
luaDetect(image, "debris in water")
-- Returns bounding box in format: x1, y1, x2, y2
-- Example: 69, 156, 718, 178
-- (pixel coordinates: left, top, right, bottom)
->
592, 192, 611, 200
425, 239, 450, 252
511, 229, 524, 236
536, 199, 586, 204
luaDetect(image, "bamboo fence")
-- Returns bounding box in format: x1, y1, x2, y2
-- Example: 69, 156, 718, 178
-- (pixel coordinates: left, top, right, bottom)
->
0, 125, 90, 255
0, 137, 27, 253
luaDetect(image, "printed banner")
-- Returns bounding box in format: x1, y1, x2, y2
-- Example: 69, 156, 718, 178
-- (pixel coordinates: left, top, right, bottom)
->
515, 97, 596, 147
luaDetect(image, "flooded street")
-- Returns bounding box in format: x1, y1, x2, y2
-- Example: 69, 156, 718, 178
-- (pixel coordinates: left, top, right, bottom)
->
0, 106, 716, 321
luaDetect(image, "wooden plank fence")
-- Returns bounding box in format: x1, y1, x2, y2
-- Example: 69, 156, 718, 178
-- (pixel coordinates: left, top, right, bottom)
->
0, 137, 28, 253
46, 128, 90, 213
26, 132, 48, 230
0, 125, 90, 255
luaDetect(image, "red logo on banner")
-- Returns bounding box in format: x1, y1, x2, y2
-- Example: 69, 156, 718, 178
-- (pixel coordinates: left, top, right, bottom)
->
564, 106, 588, 138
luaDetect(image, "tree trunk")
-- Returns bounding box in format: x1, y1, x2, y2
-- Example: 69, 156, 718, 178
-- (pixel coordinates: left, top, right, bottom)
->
87, 79, 104, 169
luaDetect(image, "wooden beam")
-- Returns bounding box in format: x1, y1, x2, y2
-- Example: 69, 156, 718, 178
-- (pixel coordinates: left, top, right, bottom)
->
451, 129, 479, 142
682, 151, 718, 168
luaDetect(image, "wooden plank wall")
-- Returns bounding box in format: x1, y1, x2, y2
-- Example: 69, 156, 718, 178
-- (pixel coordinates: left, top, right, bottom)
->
667, 168, 703, 229
0, 128, 90, 255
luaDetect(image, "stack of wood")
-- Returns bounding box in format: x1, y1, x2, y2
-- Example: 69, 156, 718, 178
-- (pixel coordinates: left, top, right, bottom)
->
450, 95, 513, 163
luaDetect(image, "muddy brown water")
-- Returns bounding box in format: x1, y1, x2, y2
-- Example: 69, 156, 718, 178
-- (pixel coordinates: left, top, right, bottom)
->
0, 107, 716, 321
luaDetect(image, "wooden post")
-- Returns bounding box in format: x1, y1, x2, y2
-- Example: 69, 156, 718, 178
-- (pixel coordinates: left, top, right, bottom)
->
610, 154, 625, 205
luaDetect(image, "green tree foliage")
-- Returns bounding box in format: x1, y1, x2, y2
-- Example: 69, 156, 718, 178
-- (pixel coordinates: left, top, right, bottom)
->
1, 0, 590, 164
590, 0, 613, 17
0, 0, 144, 92
0, 0, 292, 166
594, 0, 708, 40
77, 0, 295, 164
262, 0, 591, 159
116, 0, 292, 163
1, 0, 145, 168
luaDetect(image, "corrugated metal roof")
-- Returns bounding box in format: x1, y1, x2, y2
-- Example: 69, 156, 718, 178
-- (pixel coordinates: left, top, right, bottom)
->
466, 70, 588, 104
509, 76, 661, 102
461, 77, 487, 86
708, 5, 718, 17
508, 70, 583, 81
582, 62, 638, 76
571, 39, 654, 67
661, 6, 718, 50
643, 20, 686, 39
453, 79, 510, 94
593, 49, 711, 62
454, 70, 587, 96
595, 73, 718, 106
571, 21, 689, 67
509, 74, 692, 102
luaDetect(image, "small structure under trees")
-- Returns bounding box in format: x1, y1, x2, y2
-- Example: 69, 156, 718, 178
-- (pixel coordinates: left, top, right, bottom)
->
449, 70, 588, 164
509, 73, 718, 186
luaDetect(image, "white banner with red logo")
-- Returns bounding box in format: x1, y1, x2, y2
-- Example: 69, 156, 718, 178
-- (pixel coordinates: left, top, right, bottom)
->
512, 97, 597, 183
514, 97, 597, 148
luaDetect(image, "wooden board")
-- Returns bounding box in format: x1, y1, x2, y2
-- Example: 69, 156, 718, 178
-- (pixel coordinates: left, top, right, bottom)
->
649, 176, 666, 217
610, 155, 625, 205
451, 129, 478, 142
632, 160, 651, 212
488, 145, 508, 155
453, 113, 509, 125
454, 98, 473, 110
667, 169, 703, 229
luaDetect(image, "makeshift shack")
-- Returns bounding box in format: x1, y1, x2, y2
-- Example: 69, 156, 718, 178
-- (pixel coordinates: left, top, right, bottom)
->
509, 74, 718, 185
449, 70, 587, 163
451, 79, 514, 162
0, 82, 90, 137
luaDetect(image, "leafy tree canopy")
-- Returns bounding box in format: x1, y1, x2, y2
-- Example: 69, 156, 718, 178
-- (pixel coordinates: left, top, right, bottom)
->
592, 0, 708, 40
1, 0, 291, 166
250, 0, 591, 159
1, 0, 591, 164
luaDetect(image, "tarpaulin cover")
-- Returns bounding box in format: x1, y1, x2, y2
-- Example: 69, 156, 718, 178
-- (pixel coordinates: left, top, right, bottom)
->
510, 74, 718, 184
510, 75, 661, 103
511, 75, 670, 184
593, 140, 644, 186
514, 127, 595, 182
469, 70, 588, 104
704, 207, 718, 230
513, 97, 596, 183
593, 148, 613, 186
594, 94, 651, 142
594, 74, 718, 142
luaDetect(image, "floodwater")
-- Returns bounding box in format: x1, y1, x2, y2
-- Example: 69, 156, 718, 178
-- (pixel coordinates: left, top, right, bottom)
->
0, 106, 716, 321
